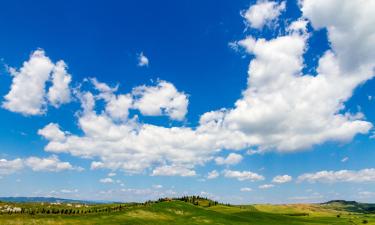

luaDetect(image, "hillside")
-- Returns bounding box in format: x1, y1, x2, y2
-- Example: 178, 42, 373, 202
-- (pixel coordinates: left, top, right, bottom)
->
321, 200, 375, 214
0, 198, 374, 224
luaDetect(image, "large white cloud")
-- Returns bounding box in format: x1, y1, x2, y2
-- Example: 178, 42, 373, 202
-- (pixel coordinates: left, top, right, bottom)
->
298, 169, 375, 183
36, 0, 374, 176
243, 0, 285, 29
2, 50, 54, 115
202, 0, 375, 152
2, 50, 72, 115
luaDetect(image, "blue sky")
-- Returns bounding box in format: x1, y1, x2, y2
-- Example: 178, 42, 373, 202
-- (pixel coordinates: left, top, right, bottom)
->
0, 0, 374, 204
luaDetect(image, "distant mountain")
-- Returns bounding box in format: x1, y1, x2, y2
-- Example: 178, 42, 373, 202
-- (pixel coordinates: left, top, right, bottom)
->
0, 197, 103, 204
321, 200, 375, 213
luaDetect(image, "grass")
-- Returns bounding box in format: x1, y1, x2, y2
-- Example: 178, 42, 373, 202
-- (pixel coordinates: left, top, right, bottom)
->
0, 200, 375, 224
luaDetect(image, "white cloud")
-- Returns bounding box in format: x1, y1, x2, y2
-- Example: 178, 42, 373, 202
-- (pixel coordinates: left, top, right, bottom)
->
2, 50, 54, 115
38, 123, 66, 142
60, 189, 78, 194
215, 153, 243, 165
151, 165, 196, 177
240, 187, 252, 192
132, 80, 188, 120
99, 177, 114, 183
259, 184, 274, 189
24, 155, 80, 172
341, 157, 349, 163
300, 0, 375, 72
152, 184, 163, 189
36, 0, 375, 176
287, 19, 309, 35
108, 172, 116, 177
243, 0, 285, 29
272, 175, 292, 184
105, 94, 133, 120
0, 158, 23, 175
2, 49, 72, 115
298, 168, 375, 183
138, 52, 149, 67
47, 60, 72, 107
207, 170, 219, 179
223, 169, 264, 181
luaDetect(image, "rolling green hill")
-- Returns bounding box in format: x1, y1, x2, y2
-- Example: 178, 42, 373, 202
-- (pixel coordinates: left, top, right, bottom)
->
0, 198, 374, 224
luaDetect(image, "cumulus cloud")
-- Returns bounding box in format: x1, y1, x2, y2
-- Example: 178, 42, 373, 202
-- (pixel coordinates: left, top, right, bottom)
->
2, 50, 72, 115
2, 50, 54, 115
223, 169, 264, 181
35, 0, 375, 176
0, 158, 23, 175
0, 156, 80, 175
297, 168, 375, 183
138, 52, 149, 67
25, 155, 81, 172
272, 175, 292, 184
243, 0, 285, 29
207, 170, 219, 179
215, 153, 243, 165
47, 61, 72, 107
38, 123, 66, 142
132, 80, 188, 120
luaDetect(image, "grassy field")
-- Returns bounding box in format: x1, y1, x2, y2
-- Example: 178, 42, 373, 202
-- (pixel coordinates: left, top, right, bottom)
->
0, 199, 374, 224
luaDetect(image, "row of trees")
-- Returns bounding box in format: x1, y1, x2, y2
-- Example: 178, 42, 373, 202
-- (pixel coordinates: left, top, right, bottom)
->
173, 195, 220, 207
0, 204, 128, 215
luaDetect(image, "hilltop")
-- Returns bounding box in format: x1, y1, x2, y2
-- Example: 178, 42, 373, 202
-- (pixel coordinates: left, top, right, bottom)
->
322, 200, 375, 214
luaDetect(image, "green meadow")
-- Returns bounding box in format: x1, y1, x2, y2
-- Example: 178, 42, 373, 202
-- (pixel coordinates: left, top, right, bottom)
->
0, 198, 374, 224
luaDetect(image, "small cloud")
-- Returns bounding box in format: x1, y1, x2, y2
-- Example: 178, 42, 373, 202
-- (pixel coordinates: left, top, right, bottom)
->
223, 169, 264, 182
99, 177, 114, 183
152, 184, 163, 189
341, 157, 349, 163
240, 187, 252, 192
108, 172, 116, 177
259, 184, 274, 189
207, 170, 219, 179
215, 153, 243, 165
138, 52, 149, 67
60, 189, 78, 194
272, 175, 292, 184
246, 149, 261, 155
